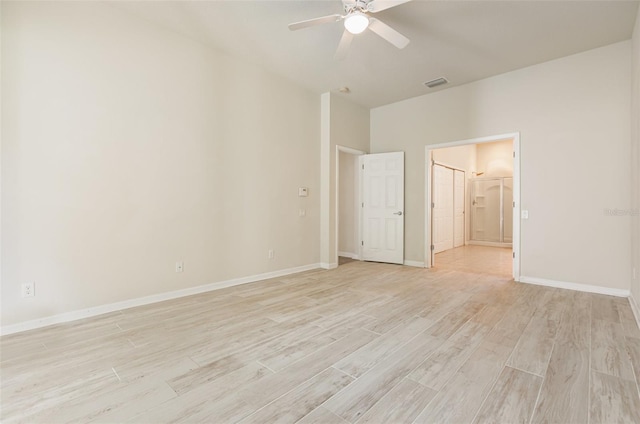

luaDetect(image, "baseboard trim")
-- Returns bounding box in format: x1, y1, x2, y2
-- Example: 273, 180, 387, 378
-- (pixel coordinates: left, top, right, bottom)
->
320, 262, 338, 270
519, 276, 630, 298
338, 251, 359, 260
404, 260, 425, 268
629, 294, 640, 330
1, 263, 322, 336
468, 241, 512, 248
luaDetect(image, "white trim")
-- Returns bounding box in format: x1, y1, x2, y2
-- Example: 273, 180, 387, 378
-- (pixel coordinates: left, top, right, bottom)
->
320, 262, 338, 270
427, 133, 518, 150
519, 276, 630, 298
1, 263, 322, 336
629, 294, 640, 330
338, 251, 360, 260
425, 132, 521, 283
468, 241, 513, 248
404, 260, 425, 268
512, 133, 521, 280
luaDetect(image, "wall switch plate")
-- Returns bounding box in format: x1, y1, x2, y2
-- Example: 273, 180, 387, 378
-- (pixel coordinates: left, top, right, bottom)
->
175, 262, 184, 273
22, 282, 35, 298
298, 187, 308, 197
268, 249, 274, 259
521, 210, 529, 219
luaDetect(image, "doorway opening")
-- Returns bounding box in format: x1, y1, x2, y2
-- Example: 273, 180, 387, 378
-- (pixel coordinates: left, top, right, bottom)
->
336, 146, 365, 266
425, 133, 520, 280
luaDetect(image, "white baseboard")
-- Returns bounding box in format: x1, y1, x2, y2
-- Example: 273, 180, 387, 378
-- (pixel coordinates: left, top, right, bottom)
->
320, 262, 338, 270
404, 260, 425, 268
519, 276, 630, 298
629, 294, 640, 330
468, 241, 512, 248
338, 251, 359, 260
1, 263, 322, 336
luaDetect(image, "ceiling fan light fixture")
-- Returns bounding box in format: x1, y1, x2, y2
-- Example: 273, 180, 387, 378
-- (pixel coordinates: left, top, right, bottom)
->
344, 12, 369, 34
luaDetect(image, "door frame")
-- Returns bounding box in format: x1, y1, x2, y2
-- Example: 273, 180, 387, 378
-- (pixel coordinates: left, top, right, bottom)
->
424, 132, 521, 281
452, 167, 466, 249
335, 145, 366, 266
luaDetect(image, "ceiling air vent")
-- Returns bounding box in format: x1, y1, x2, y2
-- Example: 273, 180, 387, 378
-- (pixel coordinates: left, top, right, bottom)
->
424, 77, 449, 88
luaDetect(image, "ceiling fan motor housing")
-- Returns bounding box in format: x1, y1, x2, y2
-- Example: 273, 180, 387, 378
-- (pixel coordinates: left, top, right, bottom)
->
344, 0, 370, 15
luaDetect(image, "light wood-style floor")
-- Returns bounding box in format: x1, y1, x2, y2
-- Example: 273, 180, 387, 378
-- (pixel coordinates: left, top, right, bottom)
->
2, 257, 640, 423
435, 245, 513, 277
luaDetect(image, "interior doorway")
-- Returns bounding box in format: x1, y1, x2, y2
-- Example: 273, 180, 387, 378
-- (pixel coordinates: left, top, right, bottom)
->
425, 133, 521, 280
336, 146, 365, 266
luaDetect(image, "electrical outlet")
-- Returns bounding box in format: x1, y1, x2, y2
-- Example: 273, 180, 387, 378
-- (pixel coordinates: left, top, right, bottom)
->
175, 262, 184, 273
299, 209, 306, 217
268, 249, 274, 259
22, 282, 35, 298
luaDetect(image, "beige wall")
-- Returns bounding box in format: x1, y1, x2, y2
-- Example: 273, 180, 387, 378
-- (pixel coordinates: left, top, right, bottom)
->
631, 8, 640, 304
1, 2, 321, 326
432, 144, 477, 176
320, 94, 369, 267
476, 139, 513, 177
371, 41, 632, 291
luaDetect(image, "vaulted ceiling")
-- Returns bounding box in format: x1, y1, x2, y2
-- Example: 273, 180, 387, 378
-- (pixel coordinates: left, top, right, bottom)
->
116, 1, 639, 108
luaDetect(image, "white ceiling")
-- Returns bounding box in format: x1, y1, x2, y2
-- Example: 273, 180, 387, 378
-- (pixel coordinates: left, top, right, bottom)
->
115, 1, 639, 108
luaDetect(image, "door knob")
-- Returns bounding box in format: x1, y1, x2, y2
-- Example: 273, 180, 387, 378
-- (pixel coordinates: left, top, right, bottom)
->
393, 211, 403, 216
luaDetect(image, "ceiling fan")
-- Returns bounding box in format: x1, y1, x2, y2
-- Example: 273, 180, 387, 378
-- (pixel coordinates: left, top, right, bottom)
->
288, 0, 412, 59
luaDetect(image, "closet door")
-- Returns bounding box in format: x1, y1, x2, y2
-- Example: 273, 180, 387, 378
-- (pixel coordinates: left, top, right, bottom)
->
453, 170, 465, 247
433, 165, 454, 253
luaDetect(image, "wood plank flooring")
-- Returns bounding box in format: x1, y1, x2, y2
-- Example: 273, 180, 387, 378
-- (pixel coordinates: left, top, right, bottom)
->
2, 254, 640, 423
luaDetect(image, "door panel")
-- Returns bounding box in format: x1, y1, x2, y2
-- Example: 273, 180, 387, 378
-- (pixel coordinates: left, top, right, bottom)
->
362, 152, 404, 264
433, 165, 454, 253
454, 170, 465, 248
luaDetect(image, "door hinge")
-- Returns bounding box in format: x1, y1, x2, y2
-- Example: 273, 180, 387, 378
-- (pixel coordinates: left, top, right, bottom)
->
513, 201, 515, 207
512, 252, 515, 258
362, 202, 364, 208
431, 202, 435, 208
361, 241, 364, 246
430, 245, 435, 251
513, 151, 515, 158
362, 164, 364, 170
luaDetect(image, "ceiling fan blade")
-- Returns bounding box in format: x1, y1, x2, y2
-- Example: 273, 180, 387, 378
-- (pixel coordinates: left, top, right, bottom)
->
334, 30, 354, 60
288, 14, 343, 31
368, 18, 410, 49
366, 0, 412, 13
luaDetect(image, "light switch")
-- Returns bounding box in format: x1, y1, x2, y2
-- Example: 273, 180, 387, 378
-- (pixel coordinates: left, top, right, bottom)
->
521, 210, 529, 219
298, 187, 308, 197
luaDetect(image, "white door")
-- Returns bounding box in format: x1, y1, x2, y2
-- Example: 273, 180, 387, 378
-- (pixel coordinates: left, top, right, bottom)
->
362, 152, 404, 264
433, 164, 454, 253
454, 170, 465, 247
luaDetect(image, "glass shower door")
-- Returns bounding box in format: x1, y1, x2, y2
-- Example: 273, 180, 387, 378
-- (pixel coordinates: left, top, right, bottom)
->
470, 177, 512, 244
